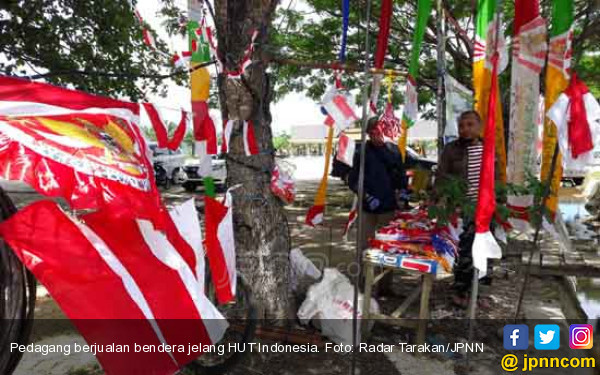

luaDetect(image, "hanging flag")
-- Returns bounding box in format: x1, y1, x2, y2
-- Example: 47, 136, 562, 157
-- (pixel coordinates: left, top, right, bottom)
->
342, 195, 358, 240
133, 9, 157, 49
204, 191, 236, 304
473, 0, 507, 183
541, 0, 575, 219
321, 85, 359, 132
336, 132, 355, 167
368, 0, 393, 113
378, 102, 401, 140
507, 1, 547, 217
142, 103, 188, 151
221, 120, 259, 156
0, 75, 160, 219
547, 73, 600, 169
306, 126, 335, 227
444, 75, 473, 142
171, 52, 192, 70
472, 52, 502, 278
398, 0, 433, 160
0, 200, 227, 375
193, 100, 218, 155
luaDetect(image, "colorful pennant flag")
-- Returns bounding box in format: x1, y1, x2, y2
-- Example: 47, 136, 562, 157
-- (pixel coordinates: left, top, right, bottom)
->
0, 75, 160, 219
472, 52, 502, 278
507, 1, 547, 216
541, 0, 575, 218
0, 200, 227, 375
204, 191, 236, 305
398, 0, 432, 160
473, 0, 507, 183
305, 126, 334, 227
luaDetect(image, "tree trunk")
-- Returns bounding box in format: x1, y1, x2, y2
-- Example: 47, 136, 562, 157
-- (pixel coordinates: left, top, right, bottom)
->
214, 0, 291, 320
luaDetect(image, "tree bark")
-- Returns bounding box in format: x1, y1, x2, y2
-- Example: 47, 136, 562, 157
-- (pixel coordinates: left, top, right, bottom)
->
214, 0, 291, 320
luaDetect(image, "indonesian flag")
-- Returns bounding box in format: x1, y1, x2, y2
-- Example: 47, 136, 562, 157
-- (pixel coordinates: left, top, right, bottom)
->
321, 85, 358, 132
342, 195, 358, 240
172, 52, 192, 70
336, 132, 355, 167
305, 127, 334, 227
192, 101, 217, 155
204, 191, 236, 304
134, 10, 157, 49
472, 53, 502, 278
221, 120, 259, 156
0, 200, 227, 375
0, 75, 160, 220
547, 73, 600, 169
141, 103, 188, 151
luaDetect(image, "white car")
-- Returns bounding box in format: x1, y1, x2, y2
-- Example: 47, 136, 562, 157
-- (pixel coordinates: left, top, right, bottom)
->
182, 154, 226, 192
148, 143, 188, 185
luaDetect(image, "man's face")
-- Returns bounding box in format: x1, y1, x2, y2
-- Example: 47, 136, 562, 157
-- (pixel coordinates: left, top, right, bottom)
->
368, 128, 384, 146
458, 114, 481, 140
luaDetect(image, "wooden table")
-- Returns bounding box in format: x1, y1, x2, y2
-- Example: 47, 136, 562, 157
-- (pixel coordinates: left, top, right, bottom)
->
361, 254, 450, 345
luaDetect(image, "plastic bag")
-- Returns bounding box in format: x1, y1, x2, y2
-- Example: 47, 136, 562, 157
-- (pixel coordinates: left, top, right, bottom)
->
297, 268, 379, 345
290, 248, 322, 294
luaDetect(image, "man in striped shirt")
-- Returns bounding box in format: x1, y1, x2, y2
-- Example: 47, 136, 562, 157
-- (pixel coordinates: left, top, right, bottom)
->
435, 110, 491, 308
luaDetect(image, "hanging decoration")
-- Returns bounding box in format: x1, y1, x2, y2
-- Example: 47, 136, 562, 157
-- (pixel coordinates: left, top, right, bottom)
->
336, 132, 356, 167
507, 1, 547, 220
221, 120, 259, 156
133, 9, 157, 49
444, 74, 473, 142
547, 73, 600, 169
142, 103, 188, 151
472, 50, 503, 278
368, 0, 393, 113
398, 0, 433, 161
270, 164, 296, 204
473, 0, 507, 183
540, 0, 575, 219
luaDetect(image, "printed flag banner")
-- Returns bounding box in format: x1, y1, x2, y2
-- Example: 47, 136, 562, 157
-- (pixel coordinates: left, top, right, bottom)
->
321, 85, 358, 132
541, 0, 575, 218
507, 1, 547, 213
204, 191, 236, 305
398, 0, 432, 159
444, 75, 473, 142
0, 200, 227, 375
336, 132, 355, 167
473, 0, 507, 183
0, 75, 160, 218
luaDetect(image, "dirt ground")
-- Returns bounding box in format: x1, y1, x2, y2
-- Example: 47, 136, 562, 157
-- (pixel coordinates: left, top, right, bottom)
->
5, 179, 591, 375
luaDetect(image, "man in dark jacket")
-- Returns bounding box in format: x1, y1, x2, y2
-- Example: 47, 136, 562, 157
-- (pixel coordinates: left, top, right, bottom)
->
348, 118, 408, 250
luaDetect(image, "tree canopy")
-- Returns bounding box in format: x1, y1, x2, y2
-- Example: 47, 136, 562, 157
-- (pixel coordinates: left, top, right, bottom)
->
269, 0, 600, 114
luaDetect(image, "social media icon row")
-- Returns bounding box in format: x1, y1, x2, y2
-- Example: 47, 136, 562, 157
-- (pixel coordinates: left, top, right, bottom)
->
503, 324, 593, 350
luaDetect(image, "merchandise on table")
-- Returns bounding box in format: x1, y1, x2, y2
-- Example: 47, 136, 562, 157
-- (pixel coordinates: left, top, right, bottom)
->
368, 208, 459, 273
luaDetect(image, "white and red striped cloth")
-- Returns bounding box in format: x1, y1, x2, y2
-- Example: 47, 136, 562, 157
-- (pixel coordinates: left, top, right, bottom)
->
221, 120, 259, 156
336, 132, 355, 167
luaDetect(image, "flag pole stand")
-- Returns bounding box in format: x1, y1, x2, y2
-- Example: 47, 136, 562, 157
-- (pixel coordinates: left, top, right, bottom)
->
513, 142, 560, 321
351, 0, 373, 374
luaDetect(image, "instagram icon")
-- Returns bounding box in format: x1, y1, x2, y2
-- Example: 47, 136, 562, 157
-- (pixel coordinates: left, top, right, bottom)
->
569, 324, 593, 349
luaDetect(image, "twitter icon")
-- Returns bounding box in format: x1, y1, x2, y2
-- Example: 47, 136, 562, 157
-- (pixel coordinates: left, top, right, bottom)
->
535, 324, 560, 350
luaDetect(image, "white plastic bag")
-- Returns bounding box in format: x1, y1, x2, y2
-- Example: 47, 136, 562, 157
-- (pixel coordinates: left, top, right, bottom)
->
290, 248, 322, 293
297, 268, 379, 345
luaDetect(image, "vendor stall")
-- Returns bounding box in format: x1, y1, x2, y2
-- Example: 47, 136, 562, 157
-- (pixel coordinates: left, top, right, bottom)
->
360, 208, 458, 344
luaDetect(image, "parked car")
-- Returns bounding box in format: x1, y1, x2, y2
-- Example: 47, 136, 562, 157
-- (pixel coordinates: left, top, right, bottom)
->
148, 143, 188, 186
182, 154, 226, 192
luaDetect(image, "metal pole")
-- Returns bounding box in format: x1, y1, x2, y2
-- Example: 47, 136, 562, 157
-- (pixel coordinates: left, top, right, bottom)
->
351, 0, 373, 373
436, 0, 446, 159
513, 142, 560, 320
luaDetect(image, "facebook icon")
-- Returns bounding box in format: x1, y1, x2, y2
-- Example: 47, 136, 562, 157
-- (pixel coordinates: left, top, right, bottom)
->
504, 325, 529, 350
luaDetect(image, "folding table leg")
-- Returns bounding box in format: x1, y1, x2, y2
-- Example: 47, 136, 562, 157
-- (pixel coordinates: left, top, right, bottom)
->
416, 274, 433, 345
361, 262, 375, 339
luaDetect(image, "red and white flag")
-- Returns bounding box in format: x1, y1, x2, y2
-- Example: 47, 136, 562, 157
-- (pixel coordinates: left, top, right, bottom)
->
221, 120, 259, 156
204, 191, 236, 304
322, 85, 358, 131
141, 103, 188, 151
342, 195, 358, 240
305, 205, 325, 227
172, 52, 192, 70
134, 10, 157, 49
0, 200, 227, 375
0, 75, 160, 219
472, 53, 503, 277
193, 101, 217, 156
336, 132, 355, 167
